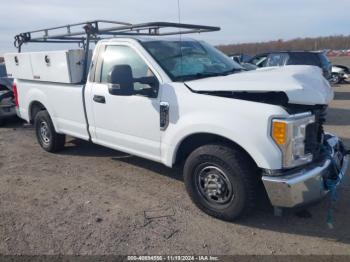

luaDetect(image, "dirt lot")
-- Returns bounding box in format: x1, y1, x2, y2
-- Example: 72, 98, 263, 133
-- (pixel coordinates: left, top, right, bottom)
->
0, 84, 350, 256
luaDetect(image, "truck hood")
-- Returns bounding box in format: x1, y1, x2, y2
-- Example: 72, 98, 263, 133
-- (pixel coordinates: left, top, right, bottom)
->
185, 65, 333, 105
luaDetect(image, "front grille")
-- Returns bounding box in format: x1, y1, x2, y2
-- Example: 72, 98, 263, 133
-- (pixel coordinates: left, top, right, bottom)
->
305, 106, 327, 159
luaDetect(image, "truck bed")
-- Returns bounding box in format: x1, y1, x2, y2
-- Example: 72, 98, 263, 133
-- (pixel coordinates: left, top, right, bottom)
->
16, 79, 89, 140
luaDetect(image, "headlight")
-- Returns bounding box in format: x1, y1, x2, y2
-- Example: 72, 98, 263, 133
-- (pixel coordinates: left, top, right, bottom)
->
271, 112, 315, 168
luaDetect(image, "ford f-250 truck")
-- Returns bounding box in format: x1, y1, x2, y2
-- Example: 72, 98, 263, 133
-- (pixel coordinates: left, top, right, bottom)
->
5, 21, 349, 221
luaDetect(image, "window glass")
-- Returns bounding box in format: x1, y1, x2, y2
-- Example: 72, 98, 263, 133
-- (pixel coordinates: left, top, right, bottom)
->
288, 53, 320, 66
100, 45, 154, 90
318, 53, 330, 66
266, 53, 289, 67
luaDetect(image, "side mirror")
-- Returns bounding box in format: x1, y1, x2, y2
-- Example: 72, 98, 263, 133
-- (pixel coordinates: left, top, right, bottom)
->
133, 76, 159, 98
108, 65, 134, 96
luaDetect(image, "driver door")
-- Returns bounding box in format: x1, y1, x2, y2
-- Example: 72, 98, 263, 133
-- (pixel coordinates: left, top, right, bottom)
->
89, 44, 162, 161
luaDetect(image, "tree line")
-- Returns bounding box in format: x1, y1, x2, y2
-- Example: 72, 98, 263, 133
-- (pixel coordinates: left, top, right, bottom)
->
1, 35, 350, 62
217, 35, 350, 56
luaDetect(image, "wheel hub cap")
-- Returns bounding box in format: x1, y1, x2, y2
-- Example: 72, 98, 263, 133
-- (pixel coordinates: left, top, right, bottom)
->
40, 121, 50, 145
197, 166, 233, 205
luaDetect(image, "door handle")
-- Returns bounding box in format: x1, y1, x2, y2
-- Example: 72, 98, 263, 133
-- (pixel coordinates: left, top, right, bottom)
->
93, 95, 106, 104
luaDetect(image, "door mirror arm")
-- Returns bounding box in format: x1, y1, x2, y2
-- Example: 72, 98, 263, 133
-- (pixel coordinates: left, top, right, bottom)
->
134, 76, 159, 98
134, 76, 158, 86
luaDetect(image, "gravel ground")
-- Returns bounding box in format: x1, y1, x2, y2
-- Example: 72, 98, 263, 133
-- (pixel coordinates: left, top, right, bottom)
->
0, 83, 350, 256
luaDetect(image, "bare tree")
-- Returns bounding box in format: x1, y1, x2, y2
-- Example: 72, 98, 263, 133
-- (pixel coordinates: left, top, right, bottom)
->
217, 35, 350, 56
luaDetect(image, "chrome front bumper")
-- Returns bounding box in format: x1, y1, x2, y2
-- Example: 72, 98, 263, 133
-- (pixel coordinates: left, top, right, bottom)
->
262, 135, 349, 208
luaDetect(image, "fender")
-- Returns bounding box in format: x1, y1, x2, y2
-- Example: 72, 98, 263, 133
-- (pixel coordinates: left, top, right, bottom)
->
158, 82, 290, 170
162, 125, 282, 170
22, 85, 58, 131
160, 105, 288, 170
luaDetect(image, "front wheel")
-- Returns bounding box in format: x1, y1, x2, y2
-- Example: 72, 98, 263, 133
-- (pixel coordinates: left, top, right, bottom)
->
183, 144, 259, 221
34, 110, 65, 152
330, 73, 341, 84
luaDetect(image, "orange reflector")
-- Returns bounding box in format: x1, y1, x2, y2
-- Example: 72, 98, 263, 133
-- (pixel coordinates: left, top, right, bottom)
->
272, 121, 287, 145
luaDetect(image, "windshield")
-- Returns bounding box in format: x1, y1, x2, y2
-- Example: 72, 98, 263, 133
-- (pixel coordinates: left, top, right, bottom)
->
142, 40, 243, 81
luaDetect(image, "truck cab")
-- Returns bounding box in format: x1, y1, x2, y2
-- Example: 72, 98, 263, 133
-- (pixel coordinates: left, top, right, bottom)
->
5, 21, 349, 221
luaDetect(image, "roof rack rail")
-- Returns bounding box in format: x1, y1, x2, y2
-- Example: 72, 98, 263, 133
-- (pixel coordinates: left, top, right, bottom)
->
14, 20, 220, 51
13, 20, 220, 81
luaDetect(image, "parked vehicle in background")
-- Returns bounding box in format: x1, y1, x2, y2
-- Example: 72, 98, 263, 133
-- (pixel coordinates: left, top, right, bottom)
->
0, 63, 13, 90
248, 51, 332, 80
5, 21, 349, 221
229, 53, 253, 64
333, 64, 350, 74
331, 65, 349, 84
0, 63, 16, 126
228, 54, 257, 71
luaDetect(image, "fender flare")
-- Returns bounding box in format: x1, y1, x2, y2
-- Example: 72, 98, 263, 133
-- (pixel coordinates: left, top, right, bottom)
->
26, 90, 58, 130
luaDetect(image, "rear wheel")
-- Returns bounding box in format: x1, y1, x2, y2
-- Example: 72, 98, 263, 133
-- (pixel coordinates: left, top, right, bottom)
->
34, 110, 65, 152
184, 144, 259, 221
0, 118, 4, 127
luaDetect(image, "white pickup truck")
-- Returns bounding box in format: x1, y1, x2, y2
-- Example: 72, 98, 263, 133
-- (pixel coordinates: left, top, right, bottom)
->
5, 21, 349, 221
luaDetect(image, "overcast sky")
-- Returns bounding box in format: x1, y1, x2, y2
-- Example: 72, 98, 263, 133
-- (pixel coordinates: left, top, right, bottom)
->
0, 0, 349, 53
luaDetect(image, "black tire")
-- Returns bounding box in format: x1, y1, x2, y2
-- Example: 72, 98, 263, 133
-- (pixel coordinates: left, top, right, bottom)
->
34, 110, 65, 152
184, 144, 259, 221
0, 117, 4, 127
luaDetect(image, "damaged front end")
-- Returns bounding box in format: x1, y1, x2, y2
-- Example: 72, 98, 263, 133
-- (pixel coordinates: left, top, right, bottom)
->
188, 90, 290, 107
184, 65, 349, 209
262, 133, 349, 208
260, 101, 348, 209
186, 87, 349, 209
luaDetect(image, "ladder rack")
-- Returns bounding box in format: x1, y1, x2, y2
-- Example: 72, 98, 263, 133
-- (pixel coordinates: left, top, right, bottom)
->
14, 20, 220, 51
13, 20, 220, 82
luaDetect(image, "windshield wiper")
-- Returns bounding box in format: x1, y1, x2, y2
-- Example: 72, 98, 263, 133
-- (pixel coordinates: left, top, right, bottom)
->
195, 72, 227, 78
175, 68, 245, 82
178, 72, 228, 81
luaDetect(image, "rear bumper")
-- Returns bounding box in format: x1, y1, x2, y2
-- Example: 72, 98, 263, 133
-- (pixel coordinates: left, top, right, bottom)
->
0, 91, 16, 119
262, 135, 349, 208
0, 104, 16, 119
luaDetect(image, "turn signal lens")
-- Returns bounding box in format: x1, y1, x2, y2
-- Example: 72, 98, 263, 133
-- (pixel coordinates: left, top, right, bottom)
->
272, 121, 287, 145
